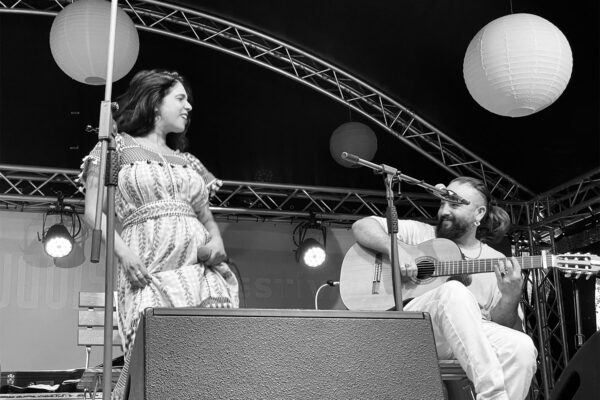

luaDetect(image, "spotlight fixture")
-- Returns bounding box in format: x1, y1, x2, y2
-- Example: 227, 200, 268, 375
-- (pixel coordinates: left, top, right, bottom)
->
293, 220, 327, 268
44, 224, 74, 258
39, 193, 82, 258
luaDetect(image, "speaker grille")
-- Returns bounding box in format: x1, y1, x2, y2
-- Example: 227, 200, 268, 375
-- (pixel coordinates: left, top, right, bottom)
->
131, 308, 444, 400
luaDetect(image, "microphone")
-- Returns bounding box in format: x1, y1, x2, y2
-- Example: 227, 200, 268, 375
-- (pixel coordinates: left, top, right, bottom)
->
434, 189, 470, 205
326, 280, 340, 287
341, 152, 360, 165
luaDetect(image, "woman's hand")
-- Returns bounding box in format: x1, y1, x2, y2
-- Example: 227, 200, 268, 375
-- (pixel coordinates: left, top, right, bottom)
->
119, 249, 151, 288
197, 236, 227, 266
207, 179, 223, 198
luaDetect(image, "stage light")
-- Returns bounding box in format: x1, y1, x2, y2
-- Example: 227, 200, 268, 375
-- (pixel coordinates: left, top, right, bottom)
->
39, 193, 82, 259
296, 238, 327, 268
43, 224, 74, 258
293, 220, 327, 268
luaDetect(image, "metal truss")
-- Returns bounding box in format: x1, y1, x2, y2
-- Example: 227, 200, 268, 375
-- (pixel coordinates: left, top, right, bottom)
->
525, 167, 600, 231
503, 167, 600, 252
1, 163, 597, 230
523, 267, 570, 400
0, 164, 83, 213
0, 164, 445, 224
0, 0, 533, 202
210, 181, 445, 226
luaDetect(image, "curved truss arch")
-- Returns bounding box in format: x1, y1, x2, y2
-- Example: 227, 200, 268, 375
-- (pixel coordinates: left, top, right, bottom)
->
0, 0, 533, 201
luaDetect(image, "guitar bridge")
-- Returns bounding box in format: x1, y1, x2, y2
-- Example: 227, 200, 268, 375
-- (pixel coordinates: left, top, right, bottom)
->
372, 253, 383, 294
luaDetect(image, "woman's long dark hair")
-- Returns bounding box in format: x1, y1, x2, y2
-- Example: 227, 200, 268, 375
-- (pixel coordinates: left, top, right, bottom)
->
114, 69, 193, 151
450, 176, 511, 243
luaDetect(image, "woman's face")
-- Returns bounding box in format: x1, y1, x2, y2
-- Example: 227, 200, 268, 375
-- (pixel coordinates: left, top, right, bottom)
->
155, 81, 192, 134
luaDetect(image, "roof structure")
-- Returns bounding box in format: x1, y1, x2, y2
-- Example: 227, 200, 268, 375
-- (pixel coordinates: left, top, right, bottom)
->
0, 0, 597, 236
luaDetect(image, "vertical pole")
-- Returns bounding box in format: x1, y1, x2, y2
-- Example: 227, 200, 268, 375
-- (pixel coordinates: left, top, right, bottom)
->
384, 174, 403, 311
526, 207, 551, 400
101, 1, 120, 398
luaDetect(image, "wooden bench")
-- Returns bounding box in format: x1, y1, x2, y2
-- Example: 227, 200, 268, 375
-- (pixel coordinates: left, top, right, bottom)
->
439, 360, 475, 400
77, 291, 122, 398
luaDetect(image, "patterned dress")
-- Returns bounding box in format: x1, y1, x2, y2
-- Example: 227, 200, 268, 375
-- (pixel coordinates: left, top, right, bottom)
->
79, 132, 239, 398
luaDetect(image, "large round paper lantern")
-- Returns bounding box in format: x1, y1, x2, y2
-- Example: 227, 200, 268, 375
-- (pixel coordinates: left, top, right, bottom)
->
463, 13, 572, 117
49, 0, 139, 85
330, 122, 377, 168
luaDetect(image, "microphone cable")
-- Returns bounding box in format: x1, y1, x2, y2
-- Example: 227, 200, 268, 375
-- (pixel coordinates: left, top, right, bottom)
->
314, 279, 339, 310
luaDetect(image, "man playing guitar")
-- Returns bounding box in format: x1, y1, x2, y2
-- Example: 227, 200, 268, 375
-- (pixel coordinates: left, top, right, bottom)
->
351, 176, 537, 400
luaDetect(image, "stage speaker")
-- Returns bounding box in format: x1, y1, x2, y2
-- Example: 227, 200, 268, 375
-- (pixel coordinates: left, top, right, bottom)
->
549, 330, 600, 400
128, 308, 444, 400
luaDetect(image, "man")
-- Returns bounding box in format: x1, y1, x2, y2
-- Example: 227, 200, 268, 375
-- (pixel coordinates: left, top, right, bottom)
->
352, 176, 537, 400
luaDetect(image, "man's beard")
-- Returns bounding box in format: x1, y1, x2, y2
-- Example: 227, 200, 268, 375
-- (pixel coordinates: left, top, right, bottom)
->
436, 216, 470, 241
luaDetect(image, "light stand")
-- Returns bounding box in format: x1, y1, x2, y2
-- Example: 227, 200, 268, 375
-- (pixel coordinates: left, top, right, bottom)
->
341, 152, 464, 311
88, 1, 120, 397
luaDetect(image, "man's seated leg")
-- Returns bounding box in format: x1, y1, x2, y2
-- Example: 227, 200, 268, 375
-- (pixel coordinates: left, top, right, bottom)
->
406, 281, 511, 400
481, 320, 537, 400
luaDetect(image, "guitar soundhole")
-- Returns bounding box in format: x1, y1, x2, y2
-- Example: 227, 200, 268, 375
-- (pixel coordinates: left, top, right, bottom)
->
416, 260, 435, 280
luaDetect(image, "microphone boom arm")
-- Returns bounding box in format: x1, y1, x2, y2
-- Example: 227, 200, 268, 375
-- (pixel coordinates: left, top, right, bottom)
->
341, 152, 469, 205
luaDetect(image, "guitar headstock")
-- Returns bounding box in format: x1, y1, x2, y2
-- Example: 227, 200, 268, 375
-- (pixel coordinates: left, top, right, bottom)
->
555, 253, 600, 279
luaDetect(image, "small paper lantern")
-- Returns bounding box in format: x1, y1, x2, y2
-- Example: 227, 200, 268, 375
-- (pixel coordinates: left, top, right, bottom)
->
49, 0, 139, 85
463, 13, 572, 117
330, 122, 377, 168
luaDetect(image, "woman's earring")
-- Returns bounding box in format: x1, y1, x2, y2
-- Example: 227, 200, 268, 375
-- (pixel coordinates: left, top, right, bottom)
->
474, 220, 480, 227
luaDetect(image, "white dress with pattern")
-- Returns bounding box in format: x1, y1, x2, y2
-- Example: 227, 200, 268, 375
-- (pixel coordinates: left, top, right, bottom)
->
80, 133, 238, 398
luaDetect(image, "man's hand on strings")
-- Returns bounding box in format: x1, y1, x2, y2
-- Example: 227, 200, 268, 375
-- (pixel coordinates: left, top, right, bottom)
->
493, 258, 523, 300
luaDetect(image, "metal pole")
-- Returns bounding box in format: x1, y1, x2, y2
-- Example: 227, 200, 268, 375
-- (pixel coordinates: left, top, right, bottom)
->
526, 209, 551, 400
549, 232, 571, 366
89, 1, 120, 398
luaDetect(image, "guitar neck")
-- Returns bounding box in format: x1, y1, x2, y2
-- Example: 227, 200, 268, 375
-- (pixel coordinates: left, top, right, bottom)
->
434, 254, 552, 276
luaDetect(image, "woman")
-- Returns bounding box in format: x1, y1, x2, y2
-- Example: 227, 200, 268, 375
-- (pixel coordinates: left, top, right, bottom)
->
79, 69, 238, 399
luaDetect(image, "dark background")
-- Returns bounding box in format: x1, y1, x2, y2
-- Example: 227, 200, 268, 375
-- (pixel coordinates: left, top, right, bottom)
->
0, 0, 598, 196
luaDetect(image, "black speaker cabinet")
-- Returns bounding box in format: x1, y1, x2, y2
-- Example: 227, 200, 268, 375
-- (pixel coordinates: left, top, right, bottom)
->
550, 330, 600, 400
128, 308, 444, 400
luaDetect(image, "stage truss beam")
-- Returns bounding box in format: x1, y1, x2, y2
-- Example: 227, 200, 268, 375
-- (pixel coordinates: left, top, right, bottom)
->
0, 164, 597, 231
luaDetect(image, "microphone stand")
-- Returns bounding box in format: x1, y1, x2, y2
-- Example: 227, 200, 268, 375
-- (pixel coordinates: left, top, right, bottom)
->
89, 1, 120, 397
384, 172, 404, 311
343, 153, 404, 310
341, 152, 469, 312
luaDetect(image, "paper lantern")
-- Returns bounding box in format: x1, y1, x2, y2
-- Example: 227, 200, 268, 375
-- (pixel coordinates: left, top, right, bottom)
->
463, 13, 572, 117
49, 0, 139, 85
330, 122, 377, 168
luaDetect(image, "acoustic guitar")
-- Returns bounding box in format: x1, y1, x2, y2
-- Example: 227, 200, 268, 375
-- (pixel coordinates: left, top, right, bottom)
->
339, 238, 600, 311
